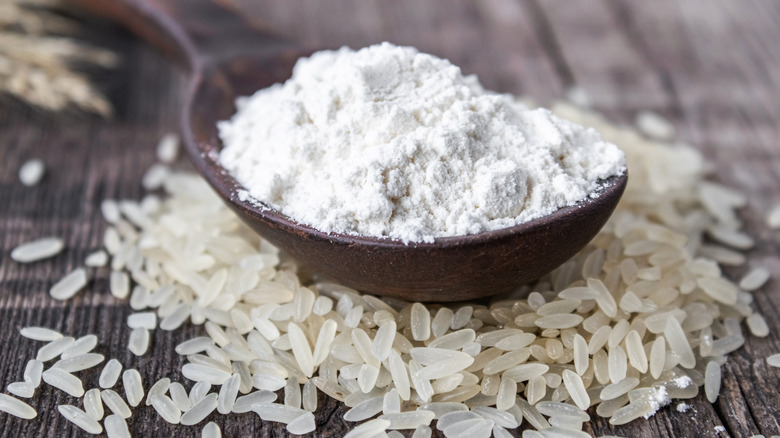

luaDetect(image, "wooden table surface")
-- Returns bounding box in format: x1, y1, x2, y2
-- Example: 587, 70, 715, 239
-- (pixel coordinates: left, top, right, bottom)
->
2, 1, 779, 436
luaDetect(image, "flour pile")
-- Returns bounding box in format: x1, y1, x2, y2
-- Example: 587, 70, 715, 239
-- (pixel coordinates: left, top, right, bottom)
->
218, 43, 625, 243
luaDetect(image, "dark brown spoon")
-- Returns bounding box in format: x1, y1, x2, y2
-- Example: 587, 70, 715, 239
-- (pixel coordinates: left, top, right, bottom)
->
70, 0, 627, 302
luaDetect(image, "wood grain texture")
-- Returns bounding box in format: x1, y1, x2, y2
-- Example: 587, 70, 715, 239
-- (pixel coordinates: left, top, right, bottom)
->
1, 1, 779, 436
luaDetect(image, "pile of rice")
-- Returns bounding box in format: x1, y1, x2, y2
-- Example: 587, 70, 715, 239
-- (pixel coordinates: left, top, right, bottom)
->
3, 97, 776, 438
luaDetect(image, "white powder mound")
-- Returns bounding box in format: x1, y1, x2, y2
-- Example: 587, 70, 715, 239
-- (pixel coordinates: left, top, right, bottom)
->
672, 376, 693, 388
218, 42, 626, 243
643, 385, 671, 419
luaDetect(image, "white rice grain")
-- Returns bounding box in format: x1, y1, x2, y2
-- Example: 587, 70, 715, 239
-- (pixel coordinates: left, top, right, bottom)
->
7, 382, 34, 398
168, 382, 192, 412
412, 424, 433, 438
105, 414, 131, 438
62, 334, 98, 359
110, 271, 130, 299
11, 237, 63, 263
19, 159, 45, 186
740, 267, 771, 291
303, 379, 318, 412
345, 396, 383, 422
128, 328, 150, 356
625, 330, 648, 373
122, 369, 144, 407
343, 418, 391, 438
411, 303, 431, 341
767, 205, 780, 229
371, 320, 397, 361
36, 336, 75, 362
562, 369, 590, 410
101, 389, 132, 419
705, 361, 721, 403
151, 394, 181, 424
156, 133, 180, 163
573, 334, 588, 375
218, 374, 240, 414
747, 314, 770, 337
287, 322, 314, 377
143, 164, 170, 190
127, 312, 157, 330
84, 388, 104, 420
20, 327, 62, 342
0, 394, 37, 419
84, 250, 109, 267
101, 200, 121, 224
379, 410, 436, 430
52, 353, 105, 372
42, 368, 84, 397
58, 405, 102, 434
664, 318, 696, 368
180, 393, 217, 425
50, 268, 88, 300
635, 110, 675, 140
600, 378, 640, 401
146, 378, 171, 407
159, 303, 191, 330
99, 359, 123, 389
233, 390, 277, 414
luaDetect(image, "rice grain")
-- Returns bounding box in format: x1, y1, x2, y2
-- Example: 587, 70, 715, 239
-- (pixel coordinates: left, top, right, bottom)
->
101, 389, 132, 419
705, 361, 721, 403
100, 359, 123, 389
122, 369, 144, 407
50, 268, 88, 300
180, 393, 217, 425
42, 368, 84, 397
52, 353, 104, 372
218, 374, 240, 414
128, 328, 150, 356
19, 159, 46, 186
58, 405, 102, 434
11, 237, 63, 263
202, 421, 221, 438
151, 394, 181, 424
84, 388, 104, 420
105, 414, 131, 438
24, 360, 43, 387
0, 394, 37, 419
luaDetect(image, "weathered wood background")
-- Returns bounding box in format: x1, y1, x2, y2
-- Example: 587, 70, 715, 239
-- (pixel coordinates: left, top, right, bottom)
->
1, 0, 779, 436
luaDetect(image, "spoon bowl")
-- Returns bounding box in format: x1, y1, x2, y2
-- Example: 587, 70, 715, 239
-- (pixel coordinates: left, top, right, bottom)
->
72, 0, 628, 301
182, 51, 627, 302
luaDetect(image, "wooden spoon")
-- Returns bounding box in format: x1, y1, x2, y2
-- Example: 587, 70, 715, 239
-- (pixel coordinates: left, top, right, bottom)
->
70, 0, 628, 302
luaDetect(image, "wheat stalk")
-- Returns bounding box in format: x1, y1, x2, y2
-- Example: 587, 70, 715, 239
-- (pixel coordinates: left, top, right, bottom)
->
0, 0, 117, 116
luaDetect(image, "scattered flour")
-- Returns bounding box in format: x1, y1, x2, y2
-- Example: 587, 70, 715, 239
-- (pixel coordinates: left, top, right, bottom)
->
676, 402, 691, 413
642, 385, 671, 419
673, 376, 693, 388
219, 42, 625, 243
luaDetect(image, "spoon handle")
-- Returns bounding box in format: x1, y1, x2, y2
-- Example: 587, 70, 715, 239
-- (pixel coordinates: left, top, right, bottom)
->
66, 0, 290, 72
